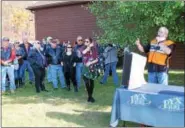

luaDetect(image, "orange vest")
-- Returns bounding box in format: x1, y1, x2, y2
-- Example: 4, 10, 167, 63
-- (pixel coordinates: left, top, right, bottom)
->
148, 39, 174, 66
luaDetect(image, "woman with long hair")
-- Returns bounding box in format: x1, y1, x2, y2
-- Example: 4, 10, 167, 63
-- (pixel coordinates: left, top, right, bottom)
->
61, 43, 78, 92
80, 37, 98, 103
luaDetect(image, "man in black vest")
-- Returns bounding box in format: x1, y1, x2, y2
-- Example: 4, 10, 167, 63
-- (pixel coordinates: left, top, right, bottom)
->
19, 36, 35, 85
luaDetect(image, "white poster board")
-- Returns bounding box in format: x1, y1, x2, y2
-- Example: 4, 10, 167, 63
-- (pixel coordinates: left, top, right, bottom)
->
128, 52, 147, 89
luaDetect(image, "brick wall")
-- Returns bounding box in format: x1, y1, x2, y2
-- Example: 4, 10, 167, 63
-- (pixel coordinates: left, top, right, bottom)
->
34, 3, 98, 42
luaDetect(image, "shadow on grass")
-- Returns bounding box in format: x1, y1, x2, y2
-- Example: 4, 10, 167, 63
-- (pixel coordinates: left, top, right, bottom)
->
46, 110, 111, 127
46, 110, 140, 127
2, 80, 118, 109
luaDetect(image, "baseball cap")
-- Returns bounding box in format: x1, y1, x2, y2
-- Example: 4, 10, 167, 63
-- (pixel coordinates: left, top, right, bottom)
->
47, 36, 53, 41
2, 37, 10, 42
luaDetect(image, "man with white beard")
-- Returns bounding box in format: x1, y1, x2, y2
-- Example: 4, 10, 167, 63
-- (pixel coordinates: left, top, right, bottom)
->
135, 27, 176, 85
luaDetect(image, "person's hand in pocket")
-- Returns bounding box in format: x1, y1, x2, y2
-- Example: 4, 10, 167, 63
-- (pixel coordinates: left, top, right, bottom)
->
61, 62, 63, 66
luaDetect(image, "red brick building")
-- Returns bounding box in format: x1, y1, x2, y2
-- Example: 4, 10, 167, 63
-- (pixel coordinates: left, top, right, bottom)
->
27, 1, 98, 42
27, 1, 184, 69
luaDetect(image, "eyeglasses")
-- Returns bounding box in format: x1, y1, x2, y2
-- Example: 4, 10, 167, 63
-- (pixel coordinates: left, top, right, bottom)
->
67, 47, 72, 48
36, 42, 41, 44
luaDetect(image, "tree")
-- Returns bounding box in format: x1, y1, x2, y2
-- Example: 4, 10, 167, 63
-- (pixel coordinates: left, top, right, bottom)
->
11, 8, 30, 34
89, 1, 184, 46
2, 1, 35, 41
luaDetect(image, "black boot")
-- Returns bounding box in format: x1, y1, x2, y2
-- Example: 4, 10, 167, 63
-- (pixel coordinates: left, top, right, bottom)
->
19, 78, 23, 88
67, 85, 70, 91
74, 86, 78, 92
15, 79, 19, 88
87, 97, 91, 102
88, 97, 95, 103
90, 97, 95, 103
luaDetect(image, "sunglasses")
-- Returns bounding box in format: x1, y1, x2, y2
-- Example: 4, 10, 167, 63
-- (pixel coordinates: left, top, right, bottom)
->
85, 41, 90, 43
36, 42, 41, 44
78, 39, 83, 42
67, 47, 72, 48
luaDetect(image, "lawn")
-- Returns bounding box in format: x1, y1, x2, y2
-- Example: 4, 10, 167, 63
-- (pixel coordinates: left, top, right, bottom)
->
2, 70, 184, 127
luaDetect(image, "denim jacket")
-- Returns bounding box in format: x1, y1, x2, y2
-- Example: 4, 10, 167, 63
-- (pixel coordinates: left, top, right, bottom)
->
16, 47, 25, 57
28, 47, 46, 68
45, 45, 63, 65
1, 46, 12, 61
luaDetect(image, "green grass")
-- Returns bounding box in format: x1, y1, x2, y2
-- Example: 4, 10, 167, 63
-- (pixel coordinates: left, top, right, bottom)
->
2, 70, 184, 127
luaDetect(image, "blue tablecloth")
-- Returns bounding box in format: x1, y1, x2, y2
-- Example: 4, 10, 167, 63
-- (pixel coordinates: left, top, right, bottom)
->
110, 84, 184, 127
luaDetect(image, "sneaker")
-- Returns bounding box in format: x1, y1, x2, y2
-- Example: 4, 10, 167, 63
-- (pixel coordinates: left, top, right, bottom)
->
99, 82, 104, 85
42, 89, 49, 92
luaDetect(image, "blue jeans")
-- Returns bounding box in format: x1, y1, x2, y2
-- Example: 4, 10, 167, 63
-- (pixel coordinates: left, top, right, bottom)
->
1, 65, 16, 91
148, 72, 168, 85
76, 62, 83, 88
47, 65, 52, 82
100, 62, 119, 86
20, 60, 34, 82
50, 65, 66, 88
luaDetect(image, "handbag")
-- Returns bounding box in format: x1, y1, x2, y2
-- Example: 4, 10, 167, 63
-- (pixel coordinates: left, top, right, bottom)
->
82, 65, 99, 80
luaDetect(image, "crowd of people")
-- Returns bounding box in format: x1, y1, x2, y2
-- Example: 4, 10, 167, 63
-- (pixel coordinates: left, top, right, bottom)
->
1, 26, 176, 103
0, 35, 120, 103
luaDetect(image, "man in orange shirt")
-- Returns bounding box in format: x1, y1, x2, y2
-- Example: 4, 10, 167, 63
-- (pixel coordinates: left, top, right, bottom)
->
136, 27, 176, 85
